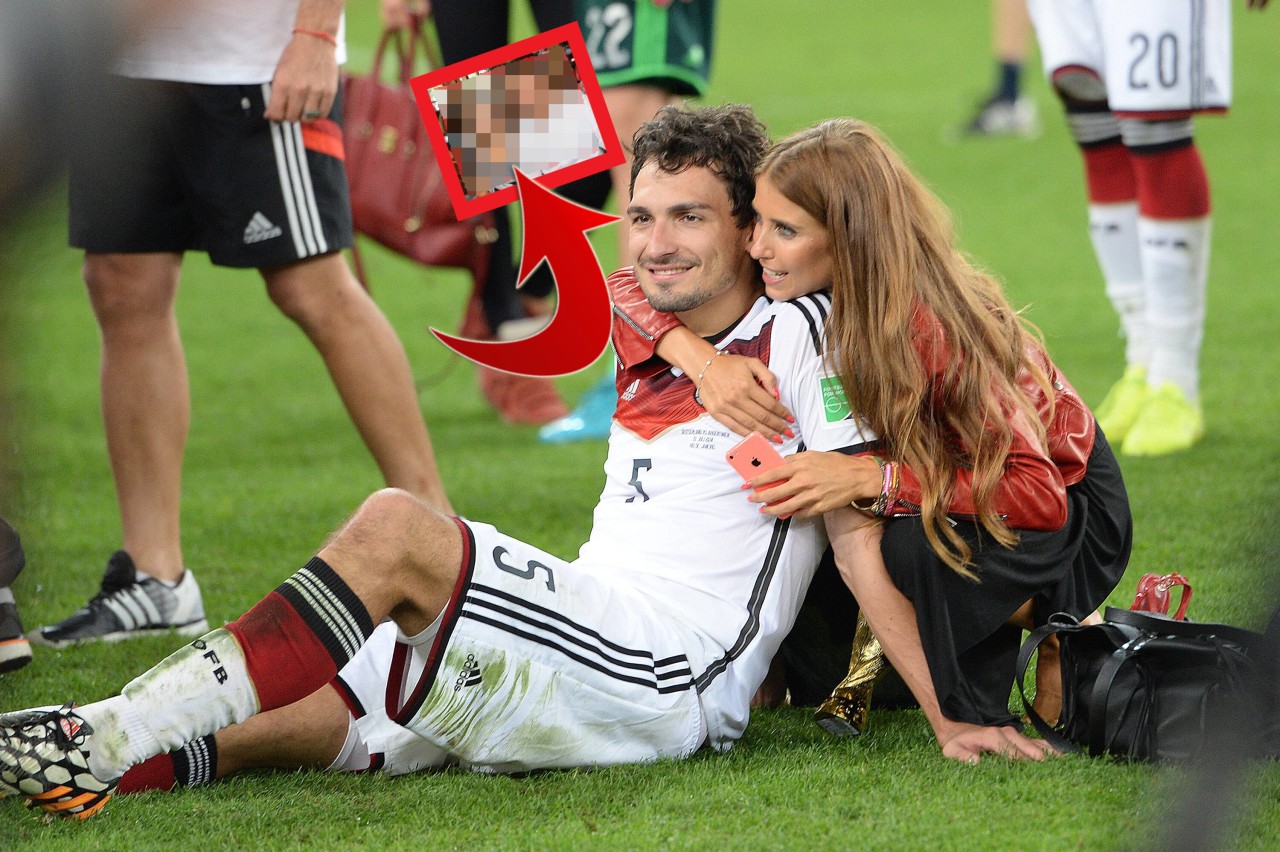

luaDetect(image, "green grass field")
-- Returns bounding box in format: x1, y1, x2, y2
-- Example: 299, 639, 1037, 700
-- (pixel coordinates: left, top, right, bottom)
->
3, 1, 1279, 847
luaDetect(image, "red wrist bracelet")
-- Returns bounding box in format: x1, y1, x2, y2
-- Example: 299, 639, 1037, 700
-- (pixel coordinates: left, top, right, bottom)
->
292, 28, 338, 47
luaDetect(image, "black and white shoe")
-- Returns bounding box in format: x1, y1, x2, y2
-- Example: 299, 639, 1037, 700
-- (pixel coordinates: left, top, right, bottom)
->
0, 595, 33, 673
30, 551, 207, 648
0, 703, 116, 819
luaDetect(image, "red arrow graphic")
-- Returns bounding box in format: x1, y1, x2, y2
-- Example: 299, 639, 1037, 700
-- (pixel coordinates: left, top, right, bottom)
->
431, 169, 618, 377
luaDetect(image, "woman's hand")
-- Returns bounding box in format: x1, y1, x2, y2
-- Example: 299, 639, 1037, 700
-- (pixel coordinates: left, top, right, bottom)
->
746, 451, 881, 518
698, 354, 793, 440
938, 722, 1057, 764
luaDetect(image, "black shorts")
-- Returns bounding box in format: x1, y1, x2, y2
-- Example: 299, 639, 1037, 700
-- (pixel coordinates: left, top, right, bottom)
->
881, 429, 1132, 727
68, 76, 353, 268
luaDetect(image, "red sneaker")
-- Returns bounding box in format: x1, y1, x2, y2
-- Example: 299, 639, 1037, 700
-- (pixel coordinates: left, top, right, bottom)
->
478, 368, 569, 425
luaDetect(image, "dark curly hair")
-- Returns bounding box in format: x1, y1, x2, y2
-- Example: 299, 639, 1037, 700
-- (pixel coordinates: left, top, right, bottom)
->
629, 104, 769, 228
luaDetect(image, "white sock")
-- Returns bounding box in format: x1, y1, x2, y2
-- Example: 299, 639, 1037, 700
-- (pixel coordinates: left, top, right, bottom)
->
78, 628, 260, 780
327, 717, 371, 773
1139, 216, 1211, 400
0, 586, 14, 605
1088, 201, 1147, 367
79, 694, 161, 781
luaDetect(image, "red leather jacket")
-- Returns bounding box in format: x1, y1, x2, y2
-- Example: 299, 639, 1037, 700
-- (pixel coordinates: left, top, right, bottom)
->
608, 269, 1096, 532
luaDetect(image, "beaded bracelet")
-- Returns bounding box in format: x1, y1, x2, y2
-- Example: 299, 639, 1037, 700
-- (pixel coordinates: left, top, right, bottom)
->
695, 349, 726, 391
851, 456, 897, 517
293, 27, 338, 46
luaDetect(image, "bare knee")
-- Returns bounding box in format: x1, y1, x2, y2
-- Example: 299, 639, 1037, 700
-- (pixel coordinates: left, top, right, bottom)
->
263, 254, 367, 333
322, 488, 462, 628
83, 253, 181, 330
1048, 66, 1108, 108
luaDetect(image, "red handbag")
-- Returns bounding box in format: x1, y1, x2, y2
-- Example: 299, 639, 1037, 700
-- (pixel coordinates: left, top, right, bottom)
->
341, 18, 495, 287
1131, 572, 1193, 620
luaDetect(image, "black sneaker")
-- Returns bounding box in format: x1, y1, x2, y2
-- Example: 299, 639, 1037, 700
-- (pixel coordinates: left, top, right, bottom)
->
0, 597, 32, 673
30, 551, 207, 648
0, 703, 116, 819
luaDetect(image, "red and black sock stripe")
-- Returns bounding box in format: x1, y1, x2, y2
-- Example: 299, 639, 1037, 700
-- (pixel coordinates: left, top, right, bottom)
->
227, 557, 373, 713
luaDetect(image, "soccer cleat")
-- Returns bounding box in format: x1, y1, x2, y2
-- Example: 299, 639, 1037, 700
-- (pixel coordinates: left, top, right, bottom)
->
1093, 364, 1150, 441
0, 597, 33, 673
29, 551, 207, 648
0, 703, 116, 820
1121, 383, 1205, 457
955, 96, 1041, 139
539, 371, 617, 444
813, 612, 887, 737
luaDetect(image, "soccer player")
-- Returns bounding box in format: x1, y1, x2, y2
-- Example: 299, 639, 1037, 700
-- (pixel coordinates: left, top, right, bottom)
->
540, 0, 720, 443
1027, 0, 1270, 455
0, 104, 887, 820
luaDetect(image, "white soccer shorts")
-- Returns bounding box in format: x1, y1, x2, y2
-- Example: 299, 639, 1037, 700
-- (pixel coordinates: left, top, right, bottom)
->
332, 519, 709, 776
1029, 0, 1232, 114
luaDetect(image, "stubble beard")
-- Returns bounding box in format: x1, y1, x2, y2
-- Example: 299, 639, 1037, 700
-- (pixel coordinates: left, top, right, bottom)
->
638, 259, 731, 314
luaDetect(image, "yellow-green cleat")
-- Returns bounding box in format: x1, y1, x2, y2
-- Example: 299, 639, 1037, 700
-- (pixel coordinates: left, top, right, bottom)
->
1093, 365, 1150, 442
1121, 383, 1204, 457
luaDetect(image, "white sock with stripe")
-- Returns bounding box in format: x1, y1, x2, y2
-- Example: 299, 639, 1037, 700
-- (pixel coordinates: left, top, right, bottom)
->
1139, 216, 1210, 400
1089, 201, 1147, 368
80, 628, 257, 781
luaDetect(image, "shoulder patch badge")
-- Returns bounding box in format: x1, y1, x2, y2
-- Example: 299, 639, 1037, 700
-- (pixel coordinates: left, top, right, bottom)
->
819, 375, 852, 422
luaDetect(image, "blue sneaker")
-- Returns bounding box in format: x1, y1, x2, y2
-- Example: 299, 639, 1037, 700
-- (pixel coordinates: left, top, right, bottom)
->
539, 371, 617, 444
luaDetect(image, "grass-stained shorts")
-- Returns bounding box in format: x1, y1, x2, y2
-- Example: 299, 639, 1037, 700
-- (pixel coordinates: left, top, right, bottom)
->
332, 518, 708, 775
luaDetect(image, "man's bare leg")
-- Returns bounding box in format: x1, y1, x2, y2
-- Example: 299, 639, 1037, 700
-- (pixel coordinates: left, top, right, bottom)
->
118, 684, 353, 792
84, 251, 188, 583
262, 254, 453, 514
55, 489, 461, 789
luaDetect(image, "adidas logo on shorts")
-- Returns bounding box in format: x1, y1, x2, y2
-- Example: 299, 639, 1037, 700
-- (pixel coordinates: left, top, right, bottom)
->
453, 654, 482, 692
243, 212, 283, 244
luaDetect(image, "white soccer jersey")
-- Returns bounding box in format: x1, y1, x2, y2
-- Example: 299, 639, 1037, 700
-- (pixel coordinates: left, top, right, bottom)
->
578, 289, 874, 748
336, 287, 875, 767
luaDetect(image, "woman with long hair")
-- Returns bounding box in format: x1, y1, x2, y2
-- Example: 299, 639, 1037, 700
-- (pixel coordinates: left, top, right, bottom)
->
609, 118, 1132, 761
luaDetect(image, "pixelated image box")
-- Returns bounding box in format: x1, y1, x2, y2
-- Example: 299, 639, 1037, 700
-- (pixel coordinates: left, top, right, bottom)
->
409, 22, 624, 220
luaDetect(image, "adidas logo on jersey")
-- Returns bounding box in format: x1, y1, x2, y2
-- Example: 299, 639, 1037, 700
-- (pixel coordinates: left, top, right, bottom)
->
621, 379, 640, 402
453, 654, 482, 692
243, 212, 283, 244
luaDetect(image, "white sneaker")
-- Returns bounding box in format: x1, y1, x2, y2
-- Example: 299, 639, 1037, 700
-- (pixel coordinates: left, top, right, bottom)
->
29, 551, 207, 647
959, 96, 1041, 139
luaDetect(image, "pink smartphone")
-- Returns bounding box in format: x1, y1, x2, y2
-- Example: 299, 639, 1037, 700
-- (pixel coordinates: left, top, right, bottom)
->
725, 431, 786, 483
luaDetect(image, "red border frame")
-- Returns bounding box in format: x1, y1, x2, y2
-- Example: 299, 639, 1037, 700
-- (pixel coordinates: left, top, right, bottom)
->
409, 22, 624, 220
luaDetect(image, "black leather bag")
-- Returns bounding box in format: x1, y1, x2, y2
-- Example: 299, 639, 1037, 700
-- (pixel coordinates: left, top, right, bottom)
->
1017, 606, 1264, 762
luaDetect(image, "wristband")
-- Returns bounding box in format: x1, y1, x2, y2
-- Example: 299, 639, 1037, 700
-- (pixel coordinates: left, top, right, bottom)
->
292, 28, 338, 47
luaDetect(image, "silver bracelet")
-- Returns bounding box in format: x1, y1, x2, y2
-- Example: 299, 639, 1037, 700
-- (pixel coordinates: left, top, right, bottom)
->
695, 349, 726, 390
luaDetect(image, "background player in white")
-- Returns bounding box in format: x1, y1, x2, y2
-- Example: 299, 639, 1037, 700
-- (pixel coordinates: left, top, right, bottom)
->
1027, 0, 1269, 456
0, 104, 903, 820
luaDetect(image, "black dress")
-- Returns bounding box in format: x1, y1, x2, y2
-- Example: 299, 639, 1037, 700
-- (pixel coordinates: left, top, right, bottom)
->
880, 429, 1132, 726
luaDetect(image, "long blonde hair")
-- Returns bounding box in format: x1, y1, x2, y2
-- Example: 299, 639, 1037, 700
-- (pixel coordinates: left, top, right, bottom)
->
760, 119, 1048, 578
